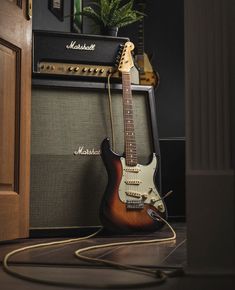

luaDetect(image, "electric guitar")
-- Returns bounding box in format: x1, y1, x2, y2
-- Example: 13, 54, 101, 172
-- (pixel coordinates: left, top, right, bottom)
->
135, 0, 159, 88
99, 42, 167, 233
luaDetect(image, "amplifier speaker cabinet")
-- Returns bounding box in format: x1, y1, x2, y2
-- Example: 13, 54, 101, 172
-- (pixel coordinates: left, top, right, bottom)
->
30, 79, 161, 233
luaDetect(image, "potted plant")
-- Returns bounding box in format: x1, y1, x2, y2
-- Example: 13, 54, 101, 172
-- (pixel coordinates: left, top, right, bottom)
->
76, 0, 144, 36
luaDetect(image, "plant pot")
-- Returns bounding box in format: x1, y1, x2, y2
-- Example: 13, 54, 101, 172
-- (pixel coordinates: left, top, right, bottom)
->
102, 26, 119, 37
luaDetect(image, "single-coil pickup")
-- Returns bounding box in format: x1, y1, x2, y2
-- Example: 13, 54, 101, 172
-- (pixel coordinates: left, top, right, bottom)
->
124, 168, 141, 173
126, 191, 142, 198
125, 180, 142, 185
126, 191, 149, 199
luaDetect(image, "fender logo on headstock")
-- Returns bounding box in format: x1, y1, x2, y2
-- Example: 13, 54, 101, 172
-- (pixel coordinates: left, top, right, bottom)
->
118, 42, 135, 73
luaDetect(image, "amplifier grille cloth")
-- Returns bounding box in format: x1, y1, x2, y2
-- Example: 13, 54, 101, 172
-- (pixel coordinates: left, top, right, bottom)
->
30, 87, 153, 228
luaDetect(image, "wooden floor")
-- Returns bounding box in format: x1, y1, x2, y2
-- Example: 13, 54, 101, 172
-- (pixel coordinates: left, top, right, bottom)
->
0, 223, 186, 290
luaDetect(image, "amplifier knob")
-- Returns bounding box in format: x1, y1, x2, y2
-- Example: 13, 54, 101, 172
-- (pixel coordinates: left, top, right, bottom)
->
68, 66, 74, 71
51, 65, 55, 71
40, 65, 45, 70
99, 68, 105, 73
82, 67, 88, 72
74, 67, 79, 72
88, 68, 94, 73
46, 65, 51, 70
94, 68, 99, 73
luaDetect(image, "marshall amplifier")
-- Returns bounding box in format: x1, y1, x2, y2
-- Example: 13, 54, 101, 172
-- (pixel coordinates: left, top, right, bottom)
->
30, 79, 161, 234
32, 31, 139, 82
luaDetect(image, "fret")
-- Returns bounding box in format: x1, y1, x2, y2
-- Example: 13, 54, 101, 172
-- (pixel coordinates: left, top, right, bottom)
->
122, 72, 137, 166
136, 1, 145, 62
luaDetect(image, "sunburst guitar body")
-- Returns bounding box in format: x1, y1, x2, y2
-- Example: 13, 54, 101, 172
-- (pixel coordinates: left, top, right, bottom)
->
136, 53, 160, 88
99, 42, 167, 233
100, 139, 167, 233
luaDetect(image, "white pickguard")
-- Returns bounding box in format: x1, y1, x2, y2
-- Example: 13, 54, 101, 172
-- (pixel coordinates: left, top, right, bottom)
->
119, 154, 165, 212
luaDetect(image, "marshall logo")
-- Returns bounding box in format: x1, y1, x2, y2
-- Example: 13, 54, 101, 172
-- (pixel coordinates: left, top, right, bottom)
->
66, 41, 96, 51
73, 146, 100, 156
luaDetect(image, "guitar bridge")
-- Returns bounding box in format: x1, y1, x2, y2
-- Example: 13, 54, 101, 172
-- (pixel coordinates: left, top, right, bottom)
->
126, 199, 144, 210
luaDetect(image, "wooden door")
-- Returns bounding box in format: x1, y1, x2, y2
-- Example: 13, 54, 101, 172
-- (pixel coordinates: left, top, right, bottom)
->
0, 0, 32, 241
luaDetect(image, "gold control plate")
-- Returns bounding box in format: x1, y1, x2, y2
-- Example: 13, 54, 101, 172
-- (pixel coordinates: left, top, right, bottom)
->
38, 62, 120, 78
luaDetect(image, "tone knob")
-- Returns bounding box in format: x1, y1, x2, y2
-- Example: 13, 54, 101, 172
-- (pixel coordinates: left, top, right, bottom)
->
157, 204, 164, 212
68, 66, 74, 71
74, 67, 79, 72
82, 67, 88, 72
88, 68, 94, 73
99, 68, 105, 73
94, 68, 99, 73
151, 197, 157, 203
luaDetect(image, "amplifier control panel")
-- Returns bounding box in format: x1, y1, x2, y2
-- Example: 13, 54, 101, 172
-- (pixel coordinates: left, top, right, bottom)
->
37, 62, 120, 78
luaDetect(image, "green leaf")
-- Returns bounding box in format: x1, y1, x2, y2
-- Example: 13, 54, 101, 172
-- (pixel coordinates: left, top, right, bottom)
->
77, 0, 145, 29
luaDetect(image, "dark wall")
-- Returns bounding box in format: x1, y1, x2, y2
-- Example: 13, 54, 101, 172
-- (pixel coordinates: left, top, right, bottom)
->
119, 0, 185, 138
33, 0, 72, 32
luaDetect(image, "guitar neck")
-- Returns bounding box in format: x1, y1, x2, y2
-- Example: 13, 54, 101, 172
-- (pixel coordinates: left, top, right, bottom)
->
137, 19, 144, 56
122, 72, 137, 166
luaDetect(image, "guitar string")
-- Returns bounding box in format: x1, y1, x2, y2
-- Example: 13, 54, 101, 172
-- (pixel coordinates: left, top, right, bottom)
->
123, 72, 135, 203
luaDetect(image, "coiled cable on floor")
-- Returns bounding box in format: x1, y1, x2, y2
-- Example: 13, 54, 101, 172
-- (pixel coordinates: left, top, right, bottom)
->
3, 216, 177, 288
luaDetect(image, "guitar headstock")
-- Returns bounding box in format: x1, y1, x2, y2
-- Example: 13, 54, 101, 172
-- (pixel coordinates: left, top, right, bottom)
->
118, 41, 135, 73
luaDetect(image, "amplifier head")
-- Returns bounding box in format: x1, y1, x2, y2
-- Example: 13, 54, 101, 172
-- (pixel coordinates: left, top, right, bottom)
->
30, 80, 160, 233
32, 31, 130, 80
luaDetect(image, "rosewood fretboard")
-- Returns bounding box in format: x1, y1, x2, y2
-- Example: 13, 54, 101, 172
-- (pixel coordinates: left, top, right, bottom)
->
122, 72, 137, 167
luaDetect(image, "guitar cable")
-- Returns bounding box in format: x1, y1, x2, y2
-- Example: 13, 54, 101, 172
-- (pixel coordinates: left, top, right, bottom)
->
3, 215, 182, 289
2, 74, 183, 288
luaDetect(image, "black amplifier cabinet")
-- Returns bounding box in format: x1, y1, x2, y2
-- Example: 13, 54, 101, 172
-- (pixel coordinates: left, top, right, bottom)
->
33, 30, 129, 81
